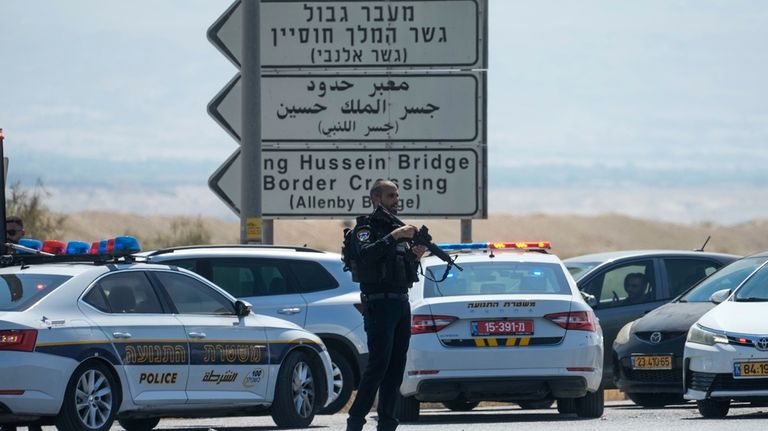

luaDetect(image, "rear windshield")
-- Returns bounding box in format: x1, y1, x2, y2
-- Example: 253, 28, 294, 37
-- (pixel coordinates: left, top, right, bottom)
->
0, 274, 72, 311
423, 262, 571, 298
681, 256, 768, 302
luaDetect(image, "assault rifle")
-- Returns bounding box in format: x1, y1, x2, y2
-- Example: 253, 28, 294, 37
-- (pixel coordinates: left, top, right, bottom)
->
371, 205, 462, 281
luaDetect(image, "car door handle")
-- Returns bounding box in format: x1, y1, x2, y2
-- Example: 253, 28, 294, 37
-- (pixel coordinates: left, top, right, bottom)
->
112, 332, 132, 339
278, 307, 302, 315
188, 332, 207, 339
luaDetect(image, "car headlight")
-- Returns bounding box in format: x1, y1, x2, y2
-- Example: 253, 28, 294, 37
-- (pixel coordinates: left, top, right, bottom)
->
687, 324, 728, 346
614, 321, 634, 346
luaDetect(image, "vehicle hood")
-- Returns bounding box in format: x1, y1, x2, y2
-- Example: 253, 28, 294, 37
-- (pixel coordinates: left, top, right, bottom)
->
697, 301, 768, 334
633, 301, 715, 333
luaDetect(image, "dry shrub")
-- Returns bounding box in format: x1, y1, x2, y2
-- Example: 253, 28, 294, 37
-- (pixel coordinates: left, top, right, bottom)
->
144, 215, 212, 250
5, 180, 67, 240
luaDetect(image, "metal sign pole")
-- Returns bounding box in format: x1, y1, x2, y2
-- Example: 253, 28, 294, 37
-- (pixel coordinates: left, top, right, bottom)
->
241, 0, 263, 244
0, 128, 7, 249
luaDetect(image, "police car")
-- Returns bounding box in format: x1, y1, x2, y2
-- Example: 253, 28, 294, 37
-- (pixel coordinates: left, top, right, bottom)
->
0, 237, 334, 431
397, 242, 604, 421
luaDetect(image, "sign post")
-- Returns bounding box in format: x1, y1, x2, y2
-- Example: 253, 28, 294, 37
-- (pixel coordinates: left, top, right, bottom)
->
0, 128, 7, 250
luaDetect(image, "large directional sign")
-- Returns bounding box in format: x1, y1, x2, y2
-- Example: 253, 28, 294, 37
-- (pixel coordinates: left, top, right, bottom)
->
208, 0, 487, 69
207, 0, 488, 219
209, 72, 484, 143
209, 147, 482, 217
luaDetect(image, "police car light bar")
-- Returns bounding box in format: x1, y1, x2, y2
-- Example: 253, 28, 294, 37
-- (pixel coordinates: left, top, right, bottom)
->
437, 242, 551, 252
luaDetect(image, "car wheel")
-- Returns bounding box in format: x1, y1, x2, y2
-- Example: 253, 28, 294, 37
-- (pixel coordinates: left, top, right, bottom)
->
627, 392, 684, 408
574, 386, 604, 418
117, 418, 161, 431
441, 400, 479, 411
518, 399, 554, 410
55, 361, 118, 431
318, 348, 354, 415
697, 399, 730, 418
395, 394, 420, 423
556, 398, 576, 414
270, 350, 318, 428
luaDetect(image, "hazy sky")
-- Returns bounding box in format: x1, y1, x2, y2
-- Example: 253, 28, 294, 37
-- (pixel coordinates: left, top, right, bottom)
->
1, 1, 766, 223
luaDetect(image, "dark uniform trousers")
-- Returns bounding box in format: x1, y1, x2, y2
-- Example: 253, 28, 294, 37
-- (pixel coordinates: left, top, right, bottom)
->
347, 296, 411, 431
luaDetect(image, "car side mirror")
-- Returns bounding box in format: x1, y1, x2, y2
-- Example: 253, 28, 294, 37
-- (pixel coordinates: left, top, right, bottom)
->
709, 289, 731, 304
580, 291, 598, 308
235, 300, 253, 318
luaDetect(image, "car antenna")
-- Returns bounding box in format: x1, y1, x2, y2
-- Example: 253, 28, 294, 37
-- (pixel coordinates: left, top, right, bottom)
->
695, 235, 711, 252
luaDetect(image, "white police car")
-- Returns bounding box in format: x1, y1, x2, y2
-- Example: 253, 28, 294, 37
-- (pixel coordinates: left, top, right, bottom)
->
0, 238, 334, 431
397, 242, 604, 421
684, 260, 768, 417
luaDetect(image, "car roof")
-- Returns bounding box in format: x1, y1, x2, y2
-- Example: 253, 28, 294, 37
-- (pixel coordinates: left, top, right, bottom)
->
423, 249, 563, 265
563, 249, 739, 264
140, 244, 343, 262
0, 260, 179, 278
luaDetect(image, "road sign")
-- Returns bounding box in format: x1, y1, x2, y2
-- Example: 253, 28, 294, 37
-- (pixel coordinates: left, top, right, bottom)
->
209, 147, 483, 217
208, 0, 487, 69
209, 72, 483, 143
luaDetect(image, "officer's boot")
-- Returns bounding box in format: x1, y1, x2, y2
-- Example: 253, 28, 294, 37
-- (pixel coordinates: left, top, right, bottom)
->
346, 415, 366, 431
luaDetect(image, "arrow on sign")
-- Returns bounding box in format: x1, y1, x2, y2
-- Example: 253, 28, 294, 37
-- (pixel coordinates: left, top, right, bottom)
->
207, 74, 242, 143
208, 148, 242, 215
207, 0, 242, 68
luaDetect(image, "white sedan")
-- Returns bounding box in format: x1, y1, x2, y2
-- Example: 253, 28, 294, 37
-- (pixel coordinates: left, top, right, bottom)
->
684, 260, 768, 417
397, 242, 604, 421
0, 255, 334, 431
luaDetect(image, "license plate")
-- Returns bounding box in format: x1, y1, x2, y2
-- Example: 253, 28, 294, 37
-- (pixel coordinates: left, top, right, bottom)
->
631, 355, 672, 370
471, 320, 533, 336
734, 361, 768, 378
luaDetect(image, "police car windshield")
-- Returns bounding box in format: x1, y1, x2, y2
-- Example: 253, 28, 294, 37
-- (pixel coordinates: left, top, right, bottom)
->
423, 262, 570, 298
680, 256, 768, 303
0, 274, 72, 311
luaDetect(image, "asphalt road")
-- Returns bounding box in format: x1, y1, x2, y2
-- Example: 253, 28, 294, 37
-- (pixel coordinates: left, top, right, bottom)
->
98, 400, 768, 431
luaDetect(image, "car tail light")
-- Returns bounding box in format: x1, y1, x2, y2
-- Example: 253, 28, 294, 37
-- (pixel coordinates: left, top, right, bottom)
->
544, 311, 596, 332
0, 329, 38, 352
412, 314, 457, 334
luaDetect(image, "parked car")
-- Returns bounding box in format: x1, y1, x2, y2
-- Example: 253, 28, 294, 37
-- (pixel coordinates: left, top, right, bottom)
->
612, 251, 768, 407
684, 260, 768, 417
396, 242, 604, 422
564, 250, 739, 386
0, 251, 333, 431
143, 244, 366, 414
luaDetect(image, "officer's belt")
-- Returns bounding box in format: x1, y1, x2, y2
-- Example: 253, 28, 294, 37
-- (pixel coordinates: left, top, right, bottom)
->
360, 292, 409, 302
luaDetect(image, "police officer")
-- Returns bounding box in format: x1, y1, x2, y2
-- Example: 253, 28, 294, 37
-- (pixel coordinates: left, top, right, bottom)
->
346, 180, 425, 431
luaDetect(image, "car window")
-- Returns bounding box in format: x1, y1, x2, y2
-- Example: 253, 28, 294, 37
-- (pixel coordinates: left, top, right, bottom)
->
288, 260, 339, 293
0, 274, 71, 311
734, 263, 768, 302
161, 258, 296, 298
663, 258, 721, 299
582, 260, 655, 308
155, 271, 236, 315
681, 256, 768, 302
422, 262, 570, 298
565, 262, 600, 281
98, 272, 164, 314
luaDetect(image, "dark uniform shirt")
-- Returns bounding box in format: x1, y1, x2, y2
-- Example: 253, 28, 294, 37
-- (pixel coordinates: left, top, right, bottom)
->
352, 211, 419, 295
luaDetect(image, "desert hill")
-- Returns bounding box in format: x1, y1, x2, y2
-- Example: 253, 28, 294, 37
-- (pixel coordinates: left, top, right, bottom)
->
58, 211, 768, 258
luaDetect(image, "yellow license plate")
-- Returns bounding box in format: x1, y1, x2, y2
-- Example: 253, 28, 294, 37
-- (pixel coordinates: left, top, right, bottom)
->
734, 361, 768, 378
631, 355, 672, 370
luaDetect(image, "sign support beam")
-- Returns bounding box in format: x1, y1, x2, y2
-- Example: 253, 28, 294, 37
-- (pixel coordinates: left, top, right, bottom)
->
241, 0, 267, 244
